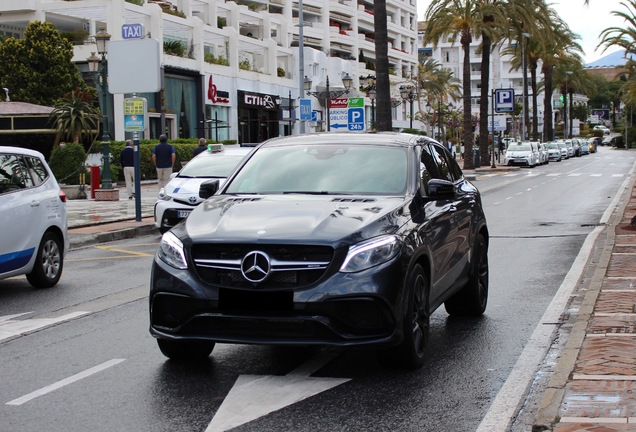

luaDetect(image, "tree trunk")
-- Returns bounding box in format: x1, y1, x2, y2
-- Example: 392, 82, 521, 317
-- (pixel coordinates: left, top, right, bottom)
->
542, 68, 553, 142
461, 35, 474, 169
530, 63, 539, 140
374, 1, 392, 132
479, 32, 491, 166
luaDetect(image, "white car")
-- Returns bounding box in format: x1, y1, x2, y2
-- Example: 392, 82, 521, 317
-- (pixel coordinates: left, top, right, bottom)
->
545, 142, 562, 161
504, 143, 537, 167
593, 125, 610, 135
0, 146, 69, 288
154, 144, 252, 233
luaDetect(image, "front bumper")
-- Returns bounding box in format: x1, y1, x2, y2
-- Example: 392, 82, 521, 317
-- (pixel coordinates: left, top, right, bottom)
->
154, 201, 195, 230
149, 254, 404, 347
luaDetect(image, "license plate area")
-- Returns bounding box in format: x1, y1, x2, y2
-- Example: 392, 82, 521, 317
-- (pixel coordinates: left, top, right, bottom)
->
177, 209, 192, 218
219, 288, 293, 312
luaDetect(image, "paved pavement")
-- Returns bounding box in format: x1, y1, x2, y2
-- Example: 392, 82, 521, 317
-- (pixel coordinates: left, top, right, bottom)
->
65, 152, 636, 431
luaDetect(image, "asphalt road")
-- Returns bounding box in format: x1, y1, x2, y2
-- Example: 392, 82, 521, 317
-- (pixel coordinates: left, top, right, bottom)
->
0, 146, 634, 432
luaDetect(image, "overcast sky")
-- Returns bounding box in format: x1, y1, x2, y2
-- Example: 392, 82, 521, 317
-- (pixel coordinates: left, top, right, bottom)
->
416, 0, 630, 64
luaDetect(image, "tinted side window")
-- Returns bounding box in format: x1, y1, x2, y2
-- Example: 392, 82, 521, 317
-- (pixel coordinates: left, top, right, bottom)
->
26, 156, 48, 186
429, 145, 453, 182
0, 154, 34, 194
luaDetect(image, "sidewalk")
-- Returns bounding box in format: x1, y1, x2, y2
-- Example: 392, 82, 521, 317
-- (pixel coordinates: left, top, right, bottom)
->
66, 181, 159, 248
532, 166, 636, 431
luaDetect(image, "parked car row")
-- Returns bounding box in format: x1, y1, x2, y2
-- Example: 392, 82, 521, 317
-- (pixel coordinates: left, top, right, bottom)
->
503, 137, 595, 167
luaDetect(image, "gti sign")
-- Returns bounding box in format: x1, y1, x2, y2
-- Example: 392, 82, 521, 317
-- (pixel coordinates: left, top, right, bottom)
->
494, 89, 515, 113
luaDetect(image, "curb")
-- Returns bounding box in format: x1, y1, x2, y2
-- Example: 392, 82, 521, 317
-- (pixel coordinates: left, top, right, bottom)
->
69, 222, 158, 249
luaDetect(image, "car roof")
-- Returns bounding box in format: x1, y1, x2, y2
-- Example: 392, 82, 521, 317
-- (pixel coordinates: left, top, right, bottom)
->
192, 145, 253, 158
0, 146, 46, 158
258, 132, 433, 149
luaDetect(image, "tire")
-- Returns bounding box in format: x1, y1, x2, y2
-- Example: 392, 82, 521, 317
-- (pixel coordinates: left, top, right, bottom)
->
444, 234, 488, 316
26, 232, 63, 289
377, 264, 429, 369
157, 338, 215, 360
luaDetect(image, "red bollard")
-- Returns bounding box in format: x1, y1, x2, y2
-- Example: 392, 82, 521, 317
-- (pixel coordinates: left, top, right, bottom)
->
90, 166, 101, 199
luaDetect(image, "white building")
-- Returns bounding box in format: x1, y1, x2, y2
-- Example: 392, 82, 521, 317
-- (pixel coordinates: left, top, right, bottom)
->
0, 0, 421, 144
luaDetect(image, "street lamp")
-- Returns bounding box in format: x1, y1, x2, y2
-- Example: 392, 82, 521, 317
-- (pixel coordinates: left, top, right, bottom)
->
564, 71, 573, 139
87, 28, 113, 190
400, 85, 417, 129
360, 75, 377, 130
304, 73, 353, 131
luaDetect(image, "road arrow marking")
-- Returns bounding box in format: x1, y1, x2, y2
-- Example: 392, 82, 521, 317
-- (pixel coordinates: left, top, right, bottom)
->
205, 350, 350, 432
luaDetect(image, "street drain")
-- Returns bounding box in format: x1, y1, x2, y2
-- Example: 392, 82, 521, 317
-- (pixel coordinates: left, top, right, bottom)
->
581, 223, 607, 227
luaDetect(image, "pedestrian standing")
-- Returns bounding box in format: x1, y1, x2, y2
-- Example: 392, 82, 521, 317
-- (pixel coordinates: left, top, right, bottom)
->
120, 139, 135, 199
152, 134, 176, 190
192, 137, 207, 157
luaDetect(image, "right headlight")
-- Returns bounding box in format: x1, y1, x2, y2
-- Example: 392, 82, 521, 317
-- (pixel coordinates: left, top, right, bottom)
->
340, 235, 401, 273
157, 232, 188, 269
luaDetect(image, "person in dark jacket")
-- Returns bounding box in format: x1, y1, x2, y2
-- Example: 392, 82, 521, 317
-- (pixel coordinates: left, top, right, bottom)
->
120, 139, 135, 199
193, 138, 207, 157
152, 135, 175, 190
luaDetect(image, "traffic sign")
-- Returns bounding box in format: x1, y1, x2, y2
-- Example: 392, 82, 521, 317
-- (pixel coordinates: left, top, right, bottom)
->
299, 99, 312, 121
494, 89, 514, 113
122, 24, 144, 39
328, 98, 366, 131
123, 97, 147, 132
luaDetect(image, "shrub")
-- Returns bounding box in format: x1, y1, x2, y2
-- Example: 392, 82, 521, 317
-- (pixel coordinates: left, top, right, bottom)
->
48, 142, 87, 185
164, 40, 186, 57
277, 67, 286, 77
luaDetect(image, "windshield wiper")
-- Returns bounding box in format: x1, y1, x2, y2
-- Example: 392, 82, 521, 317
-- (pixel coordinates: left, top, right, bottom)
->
282, 191, 332, 195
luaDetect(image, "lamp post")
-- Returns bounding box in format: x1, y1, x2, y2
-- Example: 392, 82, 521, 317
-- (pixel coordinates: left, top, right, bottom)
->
360, 75, 377, 130
87, 28, 113, 190
304, 73, 353, 131
521, 32, 530, 141
400, 86, 417, 129
564, 71, 573, 139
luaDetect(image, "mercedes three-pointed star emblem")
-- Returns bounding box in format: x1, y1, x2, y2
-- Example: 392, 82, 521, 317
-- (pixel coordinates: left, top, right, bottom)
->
240, 251, 271, 283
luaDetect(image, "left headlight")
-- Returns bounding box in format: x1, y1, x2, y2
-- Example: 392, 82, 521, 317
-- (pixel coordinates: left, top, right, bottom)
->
157, 232, 188, 269
157, 188, 170, 201
340, 235, 401, 273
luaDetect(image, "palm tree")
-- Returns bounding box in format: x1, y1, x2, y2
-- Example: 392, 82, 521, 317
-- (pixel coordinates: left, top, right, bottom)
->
424, 0, 481, 169
417, 57, 461, 136
598, 0, 636, 55
49, 89, 100, 147
374, 1, 392, 131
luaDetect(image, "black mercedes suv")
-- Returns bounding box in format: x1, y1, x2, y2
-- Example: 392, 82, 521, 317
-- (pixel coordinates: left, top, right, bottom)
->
150, 132, 489, 368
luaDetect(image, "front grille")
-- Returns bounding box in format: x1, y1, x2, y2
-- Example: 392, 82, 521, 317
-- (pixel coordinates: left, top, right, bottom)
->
191, 243, 334, 289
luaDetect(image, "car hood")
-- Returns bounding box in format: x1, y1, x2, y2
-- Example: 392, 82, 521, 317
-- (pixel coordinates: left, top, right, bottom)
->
182, 195, 408, 246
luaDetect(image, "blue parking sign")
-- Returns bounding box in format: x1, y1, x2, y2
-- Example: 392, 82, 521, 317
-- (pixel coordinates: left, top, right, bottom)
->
348, 107, 364, 131
495, 89, 514, 113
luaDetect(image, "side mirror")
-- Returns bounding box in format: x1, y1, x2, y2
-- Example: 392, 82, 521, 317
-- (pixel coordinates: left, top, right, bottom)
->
199, 179, 220, 199
427, 179, 455, 197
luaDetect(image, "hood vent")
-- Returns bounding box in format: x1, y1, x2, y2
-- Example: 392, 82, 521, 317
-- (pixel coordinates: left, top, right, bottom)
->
331, 197, 376, 203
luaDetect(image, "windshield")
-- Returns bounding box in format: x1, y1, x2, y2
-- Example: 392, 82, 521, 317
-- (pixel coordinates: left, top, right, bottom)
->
508, 145, 531, 151
546, 143, 558, 149
225, 144, 408, 195
179, 155, 245, 178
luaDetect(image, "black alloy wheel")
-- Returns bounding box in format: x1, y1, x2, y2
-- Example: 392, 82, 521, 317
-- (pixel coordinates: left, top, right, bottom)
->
157, 338, 216, 361
27, 232, 63, 289
444, 234, 488, 316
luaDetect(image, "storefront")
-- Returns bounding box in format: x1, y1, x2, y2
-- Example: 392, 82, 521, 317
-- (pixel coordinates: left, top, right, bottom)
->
203, 74, 231, 143
238, 90, 280, 145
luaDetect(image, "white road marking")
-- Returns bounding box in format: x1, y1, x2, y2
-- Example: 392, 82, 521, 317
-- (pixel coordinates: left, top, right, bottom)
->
591, 174, 602, 177
6, 359, 125, 406
0, 311, 89, 342
206, 351, 349, 432
568, 173, 582, 176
